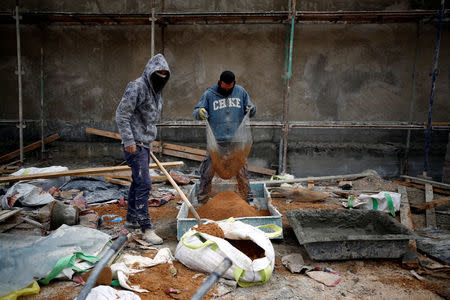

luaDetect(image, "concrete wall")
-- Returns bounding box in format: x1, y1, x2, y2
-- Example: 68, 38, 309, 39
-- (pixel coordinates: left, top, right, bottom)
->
3, 0, 441, 13
0, 0, 449, 180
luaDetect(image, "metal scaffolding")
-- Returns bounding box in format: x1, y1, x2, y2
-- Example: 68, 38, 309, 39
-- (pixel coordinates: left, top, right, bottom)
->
2, 3, 449, 173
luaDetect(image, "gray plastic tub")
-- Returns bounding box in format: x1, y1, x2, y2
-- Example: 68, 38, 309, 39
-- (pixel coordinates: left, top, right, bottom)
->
286, 209, 415, 261
176, 182, 283, 240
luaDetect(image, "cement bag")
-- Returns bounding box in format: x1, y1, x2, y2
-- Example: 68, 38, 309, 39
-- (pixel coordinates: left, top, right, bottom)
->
175, 220, 279, 287
344, 191, 401, 217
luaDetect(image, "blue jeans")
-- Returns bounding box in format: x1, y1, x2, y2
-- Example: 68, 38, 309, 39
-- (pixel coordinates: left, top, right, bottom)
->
123, 145, 152, 230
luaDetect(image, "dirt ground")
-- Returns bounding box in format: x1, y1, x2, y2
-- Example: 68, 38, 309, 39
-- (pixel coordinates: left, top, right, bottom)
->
5, 158, 449, 300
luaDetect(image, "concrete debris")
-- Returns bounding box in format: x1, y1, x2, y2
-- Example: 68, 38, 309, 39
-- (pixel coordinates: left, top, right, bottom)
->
306, 269, 342, 287
416, 228, 450, 264
281, 253, 307, 273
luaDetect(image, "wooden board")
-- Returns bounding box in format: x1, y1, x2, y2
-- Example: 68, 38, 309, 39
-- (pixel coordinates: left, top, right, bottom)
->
410, 197, 450, 212
86, 127, 277, 176
160, 148, 205, 162
398, 186, 418, 268
0, 209, 22, 223
0, 133, 60, 163
401, 175, 450, 190
425, 183, 437, 228
393, 181, 450, 196
398, 186, 415, 231
104, 177, 131, 186
0, 161, 184, 183
158, 141, 207, 156
85, 127, 121, 140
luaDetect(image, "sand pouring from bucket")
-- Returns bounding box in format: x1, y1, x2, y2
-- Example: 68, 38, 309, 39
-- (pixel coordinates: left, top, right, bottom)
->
206, 112, 253, 180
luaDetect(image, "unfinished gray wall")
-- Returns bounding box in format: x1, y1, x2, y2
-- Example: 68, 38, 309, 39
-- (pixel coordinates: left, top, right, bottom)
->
3, 0, 439, 13
0, 0, 449, 179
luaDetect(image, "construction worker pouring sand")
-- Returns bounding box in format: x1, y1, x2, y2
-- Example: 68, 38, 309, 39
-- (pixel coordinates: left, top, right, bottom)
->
193, 71, 256, 204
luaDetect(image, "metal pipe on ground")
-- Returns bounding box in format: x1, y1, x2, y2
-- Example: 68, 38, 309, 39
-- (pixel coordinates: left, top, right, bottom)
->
190, 258, 232, 300
77, 234, 128, 300
253, 170, 377, 186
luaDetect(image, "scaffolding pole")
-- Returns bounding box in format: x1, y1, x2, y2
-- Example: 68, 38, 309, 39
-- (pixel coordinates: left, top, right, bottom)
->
151, 0, 155, 57
423, 0, 445, 177
280, 0, 295, 174
403, 23, 420, 175
40, 47, 45, 159
15, 3, 24, 163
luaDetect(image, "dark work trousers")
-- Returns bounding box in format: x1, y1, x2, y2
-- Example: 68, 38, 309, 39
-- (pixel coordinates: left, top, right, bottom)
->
198, 151, 252, 203
123, 145, 152, 230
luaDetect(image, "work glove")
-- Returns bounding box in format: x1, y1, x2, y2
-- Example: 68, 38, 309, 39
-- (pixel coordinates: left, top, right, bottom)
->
199, 108, 209, 120
245, 104, 256, 117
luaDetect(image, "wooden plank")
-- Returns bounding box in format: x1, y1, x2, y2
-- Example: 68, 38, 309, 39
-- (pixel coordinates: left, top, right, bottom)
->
410, 197, 450, 212
248, 165, 276, 176
398, 186, 418, 268
0, 209, 22, 222
425, 184, 437, 228
0, 161, 184, 183
398, 186, 416, 232
161, 142, 206, 156
401, 175, 450, 190
0, 219, 24, 233
161, 148, 205, 162
21, 217, 44, 229
0, 133, 60, 163
86, 127, 277, 176
0, 170, 15, 174
104, 177, 131, 186
86, 127, 121, 140
393, 181, 450, 196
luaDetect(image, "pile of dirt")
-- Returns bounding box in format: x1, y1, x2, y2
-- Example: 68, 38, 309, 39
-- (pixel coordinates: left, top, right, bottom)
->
189, 190, 270, 220
81, 266, 112, 286
210, 145, 251, 179
195, 222, 225, 239
128, 260, 215, 300
89, 203, 127, 222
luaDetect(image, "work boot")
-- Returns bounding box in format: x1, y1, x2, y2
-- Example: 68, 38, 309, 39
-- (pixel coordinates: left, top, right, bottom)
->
143, 229, 163, 245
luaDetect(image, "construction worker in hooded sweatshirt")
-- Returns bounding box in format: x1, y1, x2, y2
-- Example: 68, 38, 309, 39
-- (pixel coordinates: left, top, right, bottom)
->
116, 54, 170, 245
193, 70, 256, 204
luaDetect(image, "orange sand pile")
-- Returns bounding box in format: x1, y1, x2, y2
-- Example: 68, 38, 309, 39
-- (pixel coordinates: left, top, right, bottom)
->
189, 190, 270, 220
195, 222, 225, 239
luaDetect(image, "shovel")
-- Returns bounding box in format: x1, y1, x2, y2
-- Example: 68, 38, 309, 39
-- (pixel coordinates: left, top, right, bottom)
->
149, 151, 202, 226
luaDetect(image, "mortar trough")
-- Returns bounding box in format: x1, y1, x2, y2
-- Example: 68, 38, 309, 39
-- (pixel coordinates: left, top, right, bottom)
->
176, 182, 282, 240
286, 209, 415, 260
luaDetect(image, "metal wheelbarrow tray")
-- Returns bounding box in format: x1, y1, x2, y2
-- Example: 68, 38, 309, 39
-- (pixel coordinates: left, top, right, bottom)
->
286, 209, 415, 260
176, 182, 283, 240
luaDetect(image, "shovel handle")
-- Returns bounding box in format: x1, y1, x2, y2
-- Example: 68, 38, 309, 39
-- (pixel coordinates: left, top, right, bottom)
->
149, 151, 202, 226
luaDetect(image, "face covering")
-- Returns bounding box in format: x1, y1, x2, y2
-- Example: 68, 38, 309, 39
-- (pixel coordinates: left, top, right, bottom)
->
150, 72, 168, 93
217, 81, 235, 97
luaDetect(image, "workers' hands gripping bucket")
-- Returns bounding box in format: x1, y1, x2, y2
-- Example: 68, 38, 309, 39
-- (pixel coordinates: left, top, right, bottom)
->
206, 113, 253, 179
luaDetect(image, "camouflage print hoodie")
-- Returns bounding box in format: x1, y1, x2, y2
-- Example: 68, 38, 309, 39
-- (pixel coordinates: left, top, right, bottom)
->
116, 54, 170, 148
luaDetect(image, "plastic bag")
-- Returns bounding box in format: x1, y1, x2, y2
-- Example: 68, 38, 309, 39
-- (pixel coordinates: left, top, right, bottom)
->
75, 285, 140, 300
206, 113, 252, 179
1, 182, 54, 209
175, 220, 279, 287
343, 191, 401, 217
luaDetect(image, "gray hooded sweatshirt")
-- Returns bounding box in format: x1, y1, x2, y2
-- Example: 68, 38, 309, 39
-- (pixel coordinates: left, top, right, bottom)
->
116, 54, 170, 148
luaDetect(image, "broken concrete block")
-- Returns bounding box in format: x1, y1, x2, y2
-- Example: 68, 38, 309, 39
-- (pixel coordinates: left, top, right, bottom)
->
281, 253, 306, 273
